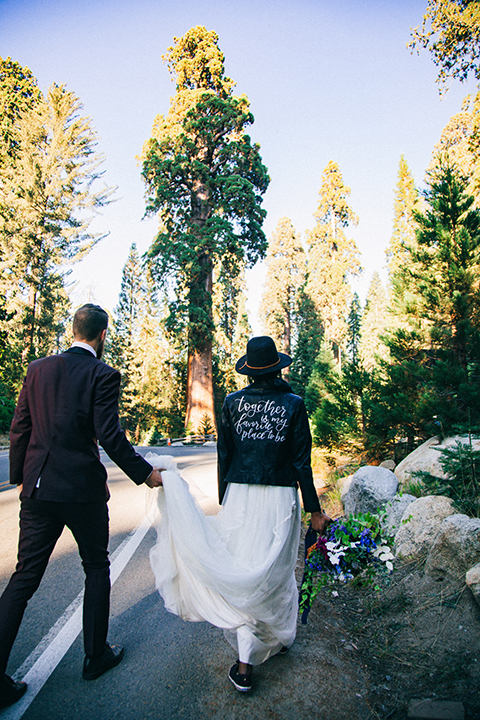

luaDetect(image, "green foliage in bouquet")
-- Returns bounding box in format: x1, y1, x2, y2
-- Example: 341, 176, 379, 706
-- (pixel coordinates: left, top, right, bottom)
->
300, 512, 394, 623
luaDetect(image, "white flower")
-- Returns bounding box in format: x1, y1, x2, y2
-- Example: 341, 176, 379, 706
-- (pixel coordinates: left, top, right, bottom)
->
328, 551, 346, 565
325, 541, 339, 552
325, 541, 347, 565
373, 545, 394, 561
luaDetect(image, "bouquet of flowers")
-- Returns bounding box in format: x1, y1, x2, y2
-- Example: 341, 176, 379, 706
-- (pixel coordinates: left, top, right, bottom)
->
299, 512, 394, 623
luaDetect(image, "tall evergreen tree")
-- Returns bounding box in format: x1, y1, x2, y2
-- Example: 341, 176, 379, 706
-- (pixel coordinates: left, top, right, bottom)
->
307, 161, 361, 368
386, 156, 419, 282
0, 67, 113, 382
359, 273, 390, 372
112, 243, 146, 421
378, 164, 480, 447
0, 57, 41, 167
259, 217, 305, 374
142, 26, 269, 433
289, 286, 323, 399
347, 292, 362, 366
111, 247, 187, 442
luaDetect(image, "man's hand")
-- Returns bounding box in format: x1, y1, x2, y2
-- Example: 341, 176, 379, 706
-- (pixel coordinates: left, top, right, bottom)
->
17, 484, 23, 496
145, 468, 164, 488
310, 511, 331, 536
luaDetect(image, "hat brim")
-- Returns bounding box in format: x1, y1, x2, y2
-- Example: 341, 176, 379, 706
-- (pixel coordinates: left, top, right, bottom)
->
235, 351, 292, 376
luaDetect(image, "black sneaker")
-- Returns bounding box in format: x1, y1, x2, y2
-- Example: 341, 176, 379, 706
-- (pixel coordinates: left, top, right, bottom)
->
228, 663, 252, 692
0, 674, 27, 708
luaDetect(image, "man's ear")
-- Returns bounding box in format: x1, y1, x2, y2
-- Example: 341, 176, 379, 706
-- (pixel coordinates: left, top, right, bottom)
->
100, 328, 107, 342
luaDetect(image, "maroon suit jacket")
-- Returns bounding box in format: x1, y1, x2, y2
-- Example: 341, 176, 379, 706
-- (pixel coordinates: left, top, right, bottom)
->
9, 347, 152, 502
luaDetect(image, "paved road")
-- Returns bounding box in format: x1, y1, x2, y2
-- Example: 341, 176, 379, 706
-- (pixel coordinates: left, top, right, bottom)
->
0, 445, 232, 720
0, 446, 371, 720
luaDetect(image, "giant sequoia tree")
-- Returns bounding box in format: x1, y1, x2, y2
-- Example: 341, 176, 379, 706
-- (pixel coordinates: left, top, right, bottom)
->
142, 26, 269, 432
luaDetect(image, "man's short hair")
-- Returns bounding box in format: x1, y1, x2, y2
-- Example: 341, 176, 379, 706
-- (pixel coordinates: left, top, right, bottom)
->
73, 304, 109, 341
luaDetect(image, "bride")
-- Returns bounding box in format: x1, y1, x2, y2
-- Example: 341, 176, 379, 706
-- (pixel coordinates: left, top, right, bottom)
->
148, 337, 330, 692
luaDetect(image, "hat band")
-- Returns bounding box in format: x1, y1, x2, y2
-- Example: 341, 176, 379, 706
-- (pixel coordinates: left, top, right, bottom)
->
244, 358, 280, 370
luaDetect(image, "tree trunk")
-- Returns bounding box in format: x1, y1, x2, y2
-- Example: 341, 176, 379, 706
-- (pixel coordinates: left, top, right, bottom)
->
184, 258, 217, 435
185, 343, 216, 434
184, 160, 218, 435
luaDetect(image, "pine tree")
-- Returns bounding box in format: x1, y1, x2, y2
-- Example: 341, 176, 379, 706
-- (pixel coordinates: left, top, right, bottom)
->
386, 156, 419, 282
377, 164, 480, 449
0, 77, 113, 370
0, 56, 41, 167
306, 161, 361, 368
111, 248, 187, 442
347, 292, 362, 366
259, 217, 306, 362
359, 273, 390, 372
142, 26, 269, 433
289, 287, 323, 399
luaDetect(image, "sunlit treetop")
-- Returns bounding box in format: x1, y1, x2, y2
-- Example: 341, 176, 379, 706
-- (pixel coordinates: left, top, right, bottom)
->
163, 25, 234, 95
0, 56, 41, 163
410, 0, 480, 88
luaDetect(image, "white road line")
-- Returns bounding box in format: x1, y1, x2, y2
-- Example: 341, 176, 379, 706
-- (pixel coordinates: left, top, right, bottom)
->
1, 516, 153, 720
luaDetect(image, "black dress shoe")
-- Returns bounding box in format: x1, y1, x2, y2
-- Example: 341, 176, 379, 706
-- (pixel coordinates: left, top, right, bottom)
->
0, 674, 28, 708
82, 643, 124, 680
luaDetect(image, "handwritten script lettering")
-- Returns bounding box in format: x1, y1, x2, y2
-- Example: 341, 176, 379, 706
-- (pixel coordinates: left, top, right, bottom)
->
233, 396, 289, 442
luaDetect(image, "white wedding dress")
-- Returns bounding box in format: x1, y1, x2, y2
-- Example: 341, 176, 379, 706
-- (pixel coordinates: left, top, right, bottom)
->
147, 453, 301, 665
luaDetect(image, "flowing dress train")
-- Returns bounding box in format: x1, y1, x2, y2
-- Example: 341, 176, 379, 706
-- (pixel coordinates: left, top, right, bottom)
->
147, 453, 301, 666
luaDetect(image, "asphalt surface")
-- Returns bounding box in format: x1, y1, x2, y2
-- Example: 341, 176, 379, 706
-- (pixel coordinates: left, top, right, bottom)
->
0, 444, 233, 720
0, 446, 372, 720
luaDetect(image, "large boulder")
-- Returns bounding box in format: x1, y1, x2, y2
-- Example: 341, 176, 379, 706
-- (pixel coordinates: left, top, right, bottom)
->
394, 495, 456, 560
342, 466, 398, 516
395, 435, 480, 490
381, 493, 417, 538
425, 514, 480, 581
339, 474, 354, 503
466, 563, 480, 607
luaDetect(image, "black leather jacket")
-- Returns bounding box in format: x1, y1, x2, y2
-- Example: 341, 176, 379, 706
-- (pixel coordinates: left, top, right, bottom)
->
217, 377, 321, 513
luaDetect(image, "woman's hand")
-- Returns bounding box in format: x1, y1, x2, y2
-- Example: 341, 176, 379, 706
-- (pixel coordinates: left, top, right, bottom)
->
310, 511, 331, 536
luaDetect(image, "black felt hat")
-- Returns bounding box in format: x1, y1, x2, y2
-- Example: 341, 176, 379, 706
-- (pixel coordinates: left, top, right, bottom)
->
235, 336, 292, 376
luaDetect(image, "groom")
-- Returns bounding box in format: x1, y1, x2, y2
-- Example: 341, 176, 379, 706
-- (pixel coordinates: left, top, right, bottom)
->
0, 303, 163, 708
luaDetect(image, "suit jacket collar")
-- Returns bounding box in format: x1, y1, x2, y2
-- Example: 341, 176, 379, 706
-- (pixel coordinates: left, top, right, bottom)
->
65, 347, 98, 358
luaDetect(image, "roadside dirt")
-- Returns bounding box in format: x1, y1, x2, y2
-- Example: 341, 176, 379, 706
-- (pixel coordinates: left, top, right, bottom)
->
294, 537, 480, 720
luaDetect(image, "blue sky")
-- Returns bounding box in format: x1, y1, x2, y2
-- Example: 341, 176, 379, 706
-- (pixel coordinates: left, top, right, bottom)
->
1, 0, 477, 332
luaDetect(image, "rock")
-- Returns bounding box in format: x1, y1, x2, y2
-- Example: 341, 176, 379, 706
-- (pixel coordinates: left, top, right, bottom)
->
395, 496, 456, 561
342, 466, 398, 516
395, 437, 445, 488
407, 698, 465, 719
379, 459, 396, 471
395, 435, 480, 490
339, 474, 353, 502
381, 493, 416, 538
425, 514, 480, 580
466, 563, 480, 606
